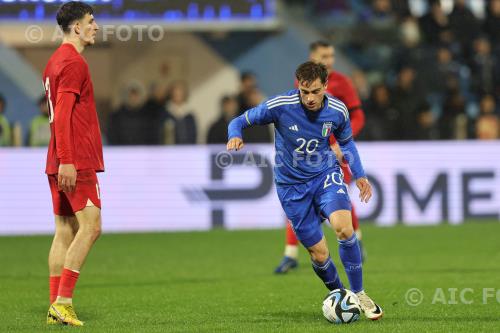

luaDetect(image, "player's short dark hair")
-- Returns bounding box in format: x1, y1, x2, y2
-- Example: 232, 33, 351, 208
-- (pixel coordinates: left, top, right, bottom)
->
220, 94, 236, 107
295, 61, 328, 86
309, 40, 332, 52
56, 1, 94, 34
240, 71, 255, 82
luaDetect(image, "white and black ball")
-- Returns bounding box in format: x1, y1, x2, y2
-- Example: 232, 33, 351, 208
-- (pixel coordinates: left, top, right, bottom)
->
322, 288, 361, 324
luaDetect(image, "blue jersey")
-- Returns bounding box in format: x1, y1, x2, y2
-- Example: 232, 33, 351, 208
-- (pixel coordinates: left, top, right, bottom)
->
228, 89, 365, 185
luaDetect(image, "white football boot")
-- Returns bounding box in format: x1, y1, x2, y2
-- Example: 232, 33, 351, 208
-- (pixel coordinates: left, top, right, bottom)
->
356, 290, 383, 320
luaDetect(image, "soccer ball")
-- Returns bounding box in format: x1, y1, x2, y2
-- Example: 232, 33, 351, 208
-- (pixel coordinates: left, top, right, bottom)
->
322, 288, 361, 324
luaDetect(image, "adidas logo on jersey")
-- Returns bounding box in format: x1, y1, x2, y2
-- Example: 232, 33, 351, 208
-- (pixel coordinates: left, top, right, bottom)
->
289, 125, 299, 132
337, 188, 345, 194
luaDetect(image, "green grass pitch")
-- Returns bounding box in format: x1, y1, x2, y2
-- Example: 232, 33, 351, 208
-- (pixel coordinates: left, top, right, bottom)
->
1, 222, 499, 332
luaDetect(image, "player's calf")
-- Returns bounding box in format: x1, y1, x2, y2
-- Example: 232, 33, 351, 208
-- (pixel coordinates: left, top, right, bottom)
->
307, 237, 344, 291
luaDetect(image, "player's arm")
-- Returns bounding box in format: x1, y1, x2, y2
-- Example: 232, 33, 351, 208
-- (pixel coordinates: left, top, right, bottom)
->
55, 61, 85, 192
328, 107, 364, 162
54, 92, 77, 192
328, 82, 364, 161
333, 114, 372, 203
227, 102, 275, 151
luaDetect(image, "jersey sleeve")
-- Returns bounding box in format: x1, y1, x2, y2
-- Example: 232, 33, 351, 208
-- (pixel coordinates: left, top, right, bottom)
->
54, 92, 77, 164
58, 61, 86, 95
332, 107, 353, 144
332, 103, 366, 179
228, 102, 275, 139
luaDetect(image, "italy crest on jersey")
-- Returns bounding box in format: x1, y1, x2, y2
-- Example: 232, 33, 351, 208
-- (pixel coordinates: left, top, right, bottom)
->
322, 122, 333, 137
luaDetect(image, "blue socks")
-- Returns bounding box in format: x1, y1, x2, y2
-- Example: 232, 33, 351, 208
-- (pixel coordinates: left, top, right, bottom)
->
311, 256, 344, 291
338, 233, 363, 293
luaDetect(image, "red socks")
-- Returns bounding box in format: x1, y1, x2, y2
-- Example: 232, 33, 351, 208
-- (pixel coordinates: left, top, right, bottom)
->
58, 268, 80, 299
286, 220, 299, 246
49, 276, 61, 303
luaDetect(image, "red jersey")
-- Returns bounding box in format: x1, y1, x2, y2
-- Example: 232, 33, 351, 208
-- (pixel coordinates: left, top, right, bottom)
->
326, 71, 360, 111
326, 71, 365, 139
43, 43, 104, 175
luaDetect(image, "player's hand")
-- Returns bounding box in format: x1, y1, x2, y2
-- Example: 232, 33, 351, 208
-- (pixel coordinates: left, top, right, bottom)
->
58, 164, 77, 193
227, 137, 244, 151
356, 177, 372, 203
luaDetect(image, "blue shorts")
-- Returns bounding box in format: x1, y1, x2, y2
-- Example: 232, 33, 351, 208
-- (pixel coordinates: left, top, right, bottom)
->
276, 167, 351, 248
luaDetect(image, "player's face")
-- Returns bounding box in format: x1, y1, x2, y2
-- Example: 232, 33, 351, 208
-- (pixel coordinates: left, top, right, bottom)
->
310, 46, 335, 72
298, 78, 327, 112
77, 14, 99, 45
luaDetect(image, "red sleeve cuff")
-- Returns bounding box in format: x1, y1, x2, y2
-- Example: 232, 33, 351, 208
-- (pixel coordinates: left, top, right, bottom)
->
59, 158, 74, 164
57, 87, 80, 95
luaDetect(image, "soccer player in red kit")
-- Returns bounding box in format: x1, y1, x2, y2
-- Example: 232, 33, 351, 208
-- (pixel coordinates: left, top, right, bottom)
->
275, 41, 366, 273
43, 2, 103, 326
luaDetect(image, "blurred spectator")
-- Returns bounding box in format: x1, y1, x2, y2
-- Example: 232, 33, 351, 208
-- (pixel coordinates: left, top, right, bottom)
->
449, 0, 481, 50
363, 83, 397, 140
164, 81, 197, 144
468, 37, 499, 96
237, 71, 257, 115
359, 0, 396, 25
107, 82, 160, 145
0, 94, 12, 146
29, 96, 51, 147
350, 69, 370, 103
390, 67, 424, 140
419, 0, 452, 45
143, 81, 169, 116
390, 0, 411, 19
242, 87, 272, 143
484, 0, 500, 45
312, 0, 350, 13
207, 95, 238, 144
414, 102, 439, 140
392, 17, 426, 70
475, 94, 499, 139
426, 46, 463, 99
438, 78, 467, 139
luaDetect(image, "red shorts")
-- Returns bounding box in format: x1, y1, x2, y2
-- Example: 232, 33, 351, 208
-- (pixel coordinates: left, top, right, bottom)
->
341, 162, 352, 184
48, 169, 101, 216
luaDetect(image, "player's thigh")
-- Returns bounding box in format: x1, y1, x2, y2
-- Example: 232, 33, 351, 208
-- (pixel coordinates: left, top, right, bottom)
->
48, 175, 74, 217
65, 169, 102, 215
74, 206, 102, 235
277, 184, 323, 248
314, 170, 352, 235
54, 215, 79, 238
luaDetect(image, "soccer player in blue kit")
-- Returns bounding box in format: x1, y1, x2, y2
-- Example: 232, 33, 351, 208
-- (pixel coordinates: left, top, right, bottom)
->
226, 61, 383, 320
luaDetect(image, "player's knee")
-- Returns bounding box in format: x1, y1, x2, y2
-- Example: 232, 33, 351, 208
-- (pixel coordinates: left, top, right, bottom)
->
80, 219, 101, 241
55, 226, 74, 243
90, 222, 102, 240
55, 219, 76, 241
335, 225, 354, 240
308, 247, 329, 263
